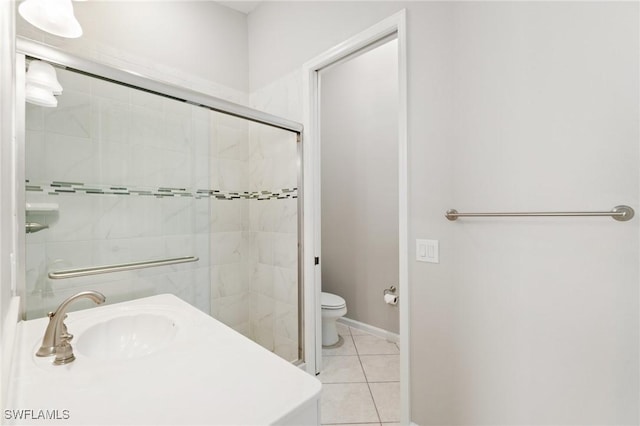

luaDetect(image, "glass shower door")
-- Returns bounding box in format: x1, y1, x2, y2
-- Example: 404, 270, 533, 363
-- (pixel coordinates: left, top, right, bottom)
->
23, 62, 301, 363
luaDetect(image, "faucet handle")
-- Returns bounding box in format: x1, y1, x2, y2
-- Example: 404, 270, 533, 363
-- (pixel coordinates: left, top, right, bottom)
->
50, 313, 76, 364
60, 314, 73, 342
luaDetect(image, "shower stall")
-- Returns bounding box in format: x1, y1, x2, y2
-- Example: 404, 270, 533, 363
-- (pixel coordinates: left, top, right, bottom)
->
18, 39, 304, 363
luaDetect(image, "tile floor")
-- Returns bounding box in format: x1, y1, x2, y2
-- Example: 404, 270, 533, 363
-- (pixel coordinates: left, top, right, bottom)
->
319, 322, 400, 426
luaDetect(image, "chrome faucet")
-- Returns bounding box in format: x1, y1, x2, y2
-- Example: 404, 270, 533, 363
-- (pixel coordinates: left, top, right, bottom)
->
36, 290, 106, 365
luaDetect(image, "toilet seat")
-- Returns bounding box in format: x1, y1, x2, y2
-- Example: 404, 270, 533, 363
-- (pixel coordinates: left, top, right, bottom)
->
321, 292, 346, 310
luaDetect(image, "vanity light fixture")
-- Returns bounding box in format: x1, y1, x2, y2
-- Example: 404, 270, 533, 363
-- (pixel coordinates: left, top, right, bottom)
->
25, 60, 62, 107
26, 60, 63, 94
25, 83, 57, 107
18, 0, 83, 39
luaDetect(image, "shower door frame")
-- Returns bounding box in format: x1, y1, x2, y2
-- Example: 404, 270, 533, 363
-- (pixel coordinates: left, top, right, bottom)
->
15, 38, 308, 366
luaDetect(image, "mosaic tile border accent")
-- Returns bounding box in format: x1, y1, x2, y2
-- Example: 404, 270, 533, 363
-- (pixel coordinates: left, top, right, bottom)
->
26, 181, 298, 200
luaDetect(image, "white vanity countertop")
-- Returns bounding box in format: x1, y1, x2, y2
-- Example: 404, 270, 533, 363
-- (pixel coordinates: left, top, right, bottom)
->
6, 294, 321, 425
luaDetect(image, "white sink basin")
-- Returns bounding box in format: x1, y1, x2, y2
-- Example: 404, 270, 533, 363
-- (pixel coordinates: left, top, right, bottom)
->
75, 313, 178, 360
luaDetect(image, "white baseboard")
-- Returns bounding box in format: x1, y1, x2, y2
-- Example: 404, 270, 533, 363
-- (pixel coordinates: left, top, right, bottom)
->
338, 316, 400, 344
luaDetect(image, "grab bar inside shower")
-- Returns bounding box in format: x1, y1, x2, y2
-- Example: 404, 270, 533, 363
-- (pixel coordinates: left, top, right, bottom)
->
48, 256, 199, 279
445, 205, 635, 222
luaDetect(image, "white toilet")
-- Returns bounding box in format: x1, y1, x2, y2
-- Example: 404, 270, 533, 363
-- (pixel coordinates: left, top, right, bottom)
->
321, 292, 347, 347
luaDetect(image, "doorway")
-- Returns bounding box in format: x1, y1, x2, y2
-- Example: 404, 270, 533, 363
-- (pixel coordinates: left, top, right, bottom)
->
320, 36, 399, 336
302, 10, 409, 425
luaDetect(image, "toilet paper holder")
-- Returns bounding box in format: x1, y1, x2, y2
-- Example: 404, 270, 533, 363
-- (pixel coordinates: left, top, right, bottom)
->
383, 285, 397, 296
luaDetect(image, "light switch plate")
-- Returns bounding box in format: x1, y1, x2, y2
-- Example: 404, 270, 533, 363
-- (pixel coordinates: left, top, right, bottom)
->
416, 239, 439, 263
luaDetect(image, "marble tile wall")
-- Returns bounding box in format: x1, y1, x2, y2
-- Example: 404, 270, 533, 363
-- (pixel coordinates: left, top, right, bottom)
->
208, 112, 251, 337
247, 92, 300, 361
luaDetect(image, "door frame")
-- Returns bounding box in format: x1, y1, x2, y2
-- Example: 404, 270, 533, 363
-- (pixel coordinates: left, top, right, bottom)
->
301, 9, 409, 424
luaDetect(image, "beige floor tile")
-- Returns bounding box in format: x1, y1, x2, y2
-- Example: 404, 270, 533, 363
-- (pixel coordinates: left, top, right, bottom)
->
360, 355, 400, 382
320, 383, 380, 424
369, 382, 401, 423
323, 334, 358, 356
319, 355, 366, 383
353, 334, 400, 355
336, 322, 351, 336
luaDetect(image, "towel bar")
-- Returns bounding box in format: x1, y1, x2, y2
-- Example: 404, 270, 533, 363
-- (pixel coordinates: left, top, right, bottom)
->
445, 205, 634, 222
48, 256, 199, 279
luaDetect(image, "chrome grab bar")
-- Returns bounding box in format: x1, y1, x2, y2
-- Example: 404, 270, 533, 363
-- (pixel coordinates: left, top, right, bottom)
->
48, 256, 199, 280
446, 205, 634, 222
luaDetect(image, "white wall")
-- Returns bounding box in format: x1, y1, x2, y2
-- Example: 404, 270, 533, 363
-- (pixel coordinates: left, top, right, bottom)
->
320, 40, 399, 334
248, 2, 639, 424
441, 5, 637, 423
248, 1, 402, 92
